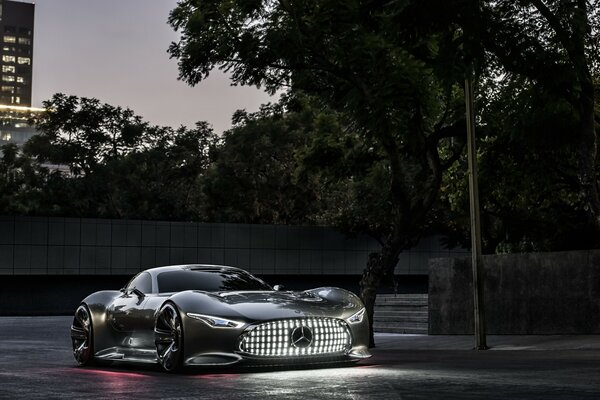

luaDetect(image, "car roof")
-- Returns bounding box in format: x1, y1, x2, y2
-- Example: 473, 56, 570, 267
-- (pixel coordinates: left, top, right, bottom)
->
142, 264, 246, 278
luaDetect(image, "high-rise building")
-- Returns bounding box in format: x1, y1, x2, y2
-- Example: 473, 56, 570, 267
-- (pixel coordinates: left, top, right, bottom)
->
0, 0, 37, 148
0, 104, 43, 146
0, 0, 34, 107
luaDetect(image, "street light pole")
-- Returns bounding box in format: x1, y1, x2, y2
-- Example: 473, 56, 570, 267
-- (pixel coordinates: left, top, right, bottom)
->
465, 76, 488, 350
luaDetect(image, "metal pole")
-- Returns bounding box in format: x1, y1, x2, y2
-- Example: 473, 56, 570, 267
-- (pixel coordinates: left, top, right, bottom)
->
465, 76, 488, 350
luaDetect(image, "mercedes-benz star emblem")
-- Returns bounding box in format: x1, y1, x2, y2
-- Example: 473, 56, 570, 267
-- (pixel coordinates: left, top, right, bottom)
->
290, 326, 313, 348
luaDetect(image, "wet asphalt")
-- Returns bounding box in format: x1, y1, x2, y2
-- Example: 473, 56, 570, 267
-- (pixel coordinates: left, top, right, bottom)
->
1, 317, 600, 399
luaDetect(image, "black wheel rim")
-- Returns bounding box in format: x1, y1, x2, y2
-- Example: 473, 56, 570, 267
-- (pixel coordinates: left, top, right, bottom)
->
154, 304, 182, 371
71, 305, 92, 364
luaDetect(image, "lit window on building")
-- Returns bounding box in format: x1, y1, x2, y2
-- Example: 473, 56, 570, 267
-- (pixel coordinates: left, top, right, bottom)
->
1, 132, 12, 141
2, 65, 15, 73
2, 75, 15, 82
17, 37, 30, 45
2, 55, 15, 63
13, 96, 20, 104
17, 57, 30, 65
3, 35, 16, 43
1, 86, 14, 93
16, 76, 24, 83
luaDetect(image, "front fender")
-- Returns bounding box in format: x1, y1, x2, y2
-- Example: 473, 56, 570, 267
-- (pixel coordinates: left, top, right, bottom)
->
166, 291, 246, 320
80, 291, 121, 356
304, 287, 363, 317
163, 291, 247, 366
304, 287, 369, 350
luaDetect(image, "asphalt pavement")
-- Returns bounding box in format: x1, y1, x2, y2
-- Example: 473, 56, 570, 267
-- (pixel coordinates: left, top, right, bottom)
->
1, 317, 600, 399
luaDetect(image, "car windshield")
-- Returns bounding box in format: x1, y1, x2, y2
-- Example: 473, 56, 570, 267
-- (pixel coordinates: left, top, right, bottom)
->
156, 268, 272, 293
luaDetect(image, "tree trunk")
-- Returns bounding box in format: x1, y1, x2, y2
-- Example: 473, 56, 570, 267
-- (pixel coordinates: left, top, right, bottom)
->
359, 235, 406, 347
577, 89, 599, 230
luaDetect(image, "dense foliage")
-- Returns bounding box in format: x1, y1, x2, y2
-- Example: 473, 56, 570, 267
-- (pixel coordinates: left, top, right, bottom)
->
1, 94, 218, 220
439, 0, 600, 252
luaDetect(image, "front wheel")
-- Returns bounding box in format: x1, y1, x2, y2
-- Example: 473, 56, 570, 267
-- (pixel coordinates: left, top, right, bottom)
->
154, 302, 184, 372
70, 304, 94, 366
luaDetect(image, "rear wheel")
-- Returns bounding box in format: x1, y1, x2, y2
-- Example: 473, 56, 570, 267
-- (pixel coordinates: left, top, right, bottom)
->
154, 302, 184, 372
71, 304, 94, 366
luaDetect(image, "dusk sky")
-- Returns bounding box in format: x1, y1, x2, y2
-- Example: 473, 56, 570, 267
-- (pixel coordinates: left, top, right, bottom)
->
30, 0, 274, 134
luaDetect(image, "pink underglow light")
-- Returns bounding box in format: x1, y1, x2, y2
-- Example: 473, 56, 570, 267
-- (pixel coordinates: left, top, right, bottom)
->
73, 368, 150, 379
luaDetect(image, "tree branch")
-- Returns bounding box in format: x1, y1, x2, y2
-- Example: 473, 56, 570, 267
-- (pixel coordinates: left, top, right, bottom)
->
529, 0, 571, 49
427, 120, 466, 146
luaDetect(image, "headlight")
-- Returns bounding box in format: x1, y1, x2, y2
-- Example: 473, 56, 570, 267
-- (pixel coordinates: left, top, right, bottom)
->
186, 313, 245, 328
347, 307, 366, 324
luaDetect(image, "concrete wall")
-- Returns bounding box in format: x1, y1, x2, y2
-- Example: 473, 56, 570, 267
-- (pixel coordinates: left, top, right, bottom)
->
0, 216, 466, 276
429, 250, 600, 334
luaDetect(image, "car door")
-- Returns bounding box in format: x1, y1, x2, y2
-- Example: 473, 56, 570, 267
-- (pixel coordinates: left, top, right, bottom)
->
109, 272, 152, 333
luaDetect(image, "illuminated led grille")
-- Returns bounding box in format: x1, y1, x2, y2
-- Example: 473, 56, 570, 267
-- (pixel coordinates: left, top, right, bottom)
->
239, 318, 351, 357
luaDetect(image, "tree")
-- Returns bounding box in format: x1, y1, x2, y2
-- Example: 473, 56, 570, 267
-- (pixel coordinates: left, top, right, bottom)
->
200, 99, 326, 225
168, 0, 468, 345
7, 94, 220, 220
433, 0, 600, 253
477, 0, 600, 229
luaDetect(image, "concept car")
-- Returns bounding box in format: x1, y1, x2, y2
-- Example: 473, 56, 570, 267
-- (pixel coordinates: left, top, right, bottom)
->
70, 264, 371, 372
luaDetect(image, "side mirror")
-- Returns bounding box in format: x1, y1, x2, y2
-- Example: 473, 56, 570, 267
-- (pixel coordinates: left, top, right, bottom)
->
273, 284, 285, 291
131, 287, 145, 299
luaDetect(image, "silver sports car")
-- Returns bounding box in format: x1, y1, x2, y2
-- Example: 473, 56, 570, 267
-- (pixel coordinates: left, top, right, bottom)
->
70, 264, 371, 372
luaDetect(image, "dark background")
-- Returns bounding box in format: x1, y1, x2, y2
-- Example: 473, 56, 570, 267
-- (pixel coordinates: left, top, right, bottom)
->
0, 274, 428, 315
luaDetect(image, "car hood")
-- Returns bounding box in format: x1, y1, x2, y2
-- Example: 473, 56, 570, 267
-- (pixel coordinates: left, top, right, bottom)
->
177, 289, 360, 321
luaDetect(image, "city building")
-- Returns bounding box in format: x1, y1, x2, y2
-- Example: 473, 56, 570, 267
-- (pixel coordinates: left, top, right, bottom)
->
0, 0, 34, 107
0, 0, 37, 148
0, 104, 43, 146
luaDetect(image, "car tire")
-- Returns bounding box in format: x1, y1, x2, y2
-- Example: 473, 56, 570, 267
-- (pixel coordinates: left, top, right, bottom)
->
154, 302, 184, 372
71, 304, 95, 366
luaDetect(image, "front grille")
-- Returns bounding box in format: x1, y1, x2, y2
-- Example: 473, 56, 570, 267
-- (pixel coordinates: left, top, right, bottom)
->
239, 318, 351, 357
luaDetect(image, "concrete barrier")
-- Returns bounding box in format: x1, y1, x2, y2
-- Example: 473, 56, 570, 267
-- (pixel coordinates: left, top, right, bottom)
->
0, 216, 466, 276
429, 250, 600, 334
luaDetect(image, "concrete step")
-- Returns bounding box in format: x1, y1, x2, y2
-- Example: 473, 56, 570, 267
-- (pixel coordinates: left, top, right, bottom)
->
375, 297, 428, 305
374, 305, 428, 312
373, 326, 428, 334
375, 298, 427, 303
377, 294, 428, 299
374, 315, 428, 323
372, 293, 429, 334
374, 320, 428, 328
375, 303, 427, 307
373, 310, 428, 318
377, 295, 427, 300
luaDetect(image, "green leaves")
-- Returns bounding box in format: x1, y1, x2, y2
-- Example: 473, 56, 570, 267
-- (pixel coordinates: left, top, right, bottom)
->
0, 94, 219, 220
200, 97, 325, 225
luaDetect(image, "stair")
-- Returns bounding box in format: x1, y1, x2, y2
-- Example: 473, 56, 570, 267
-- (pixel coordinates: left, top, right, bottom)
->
372, 294, 428, 334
